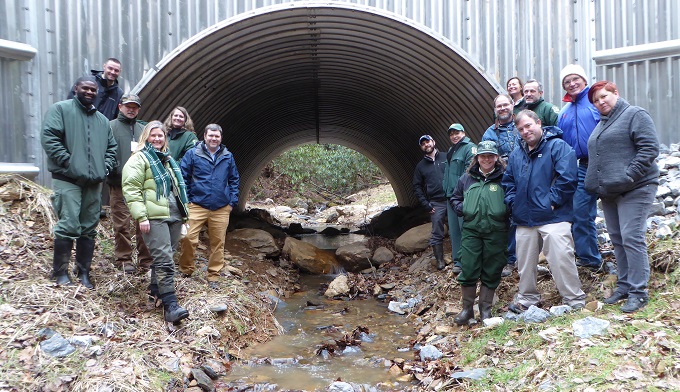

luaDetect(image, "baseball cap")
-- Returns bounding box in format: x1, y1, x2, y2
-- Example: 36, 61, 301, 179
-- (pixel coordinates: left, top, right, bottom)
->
419, 135, 434, 145
477, 140, 498, 155
448, 123, 465, 134
120, 93, 142, 107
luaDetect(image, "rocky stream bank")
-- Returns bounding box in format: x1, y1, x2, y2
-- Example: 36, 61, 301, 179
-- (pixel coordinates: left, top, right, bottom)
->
1, 144, 680, 391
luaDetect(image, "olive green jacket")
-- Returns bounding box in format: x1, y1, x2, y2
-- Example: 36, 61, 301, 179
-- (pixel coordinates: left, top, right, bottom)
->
442, 137, 476, 198
41, 98, 117, 185
167, 128, 198, 162
122, 152, 189, 222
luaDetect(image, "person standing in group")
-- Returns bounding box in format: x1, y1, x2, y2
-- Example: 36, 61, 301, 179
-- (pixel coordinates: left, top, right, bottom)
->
450, 141, 508, 324
503, 110, 586, 312
68, 58, 125, 218
122, 121, 190, 323
482, 93, 520, 277
108, 94, 153, 274
179, 124, 240, 290
557, 64, 602, 270
69, 58, 124, 120
586, 81, 660, 313
163, 106, 198, 162
506, 77, 524, 114
442, 123, 476, 272
518, 79, 560, 126
42, 76, 118, 289
413, 135, 448, 270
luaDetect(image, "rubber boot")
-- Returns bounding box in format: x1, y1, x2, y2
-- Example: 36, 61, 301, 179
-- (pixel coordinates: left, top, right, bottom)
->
160, 293, 189, 323
454, 285, 477, 325
52, 238, 74, 285
433, 244, 445, 270
478, 285, 495, 321
74, 237, 95, 289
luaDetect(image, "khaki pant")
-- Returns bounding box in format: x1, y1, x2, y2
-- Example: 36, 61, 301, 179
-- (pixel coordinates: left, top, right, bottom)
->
109, 185, 153, 269
515, 222, 585, 308
179, 203, 231, 281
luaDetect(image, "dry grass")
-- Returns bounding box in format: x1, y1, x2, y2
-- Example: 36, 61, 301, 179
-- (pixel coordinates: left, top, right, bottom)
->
0, 175, 292, 391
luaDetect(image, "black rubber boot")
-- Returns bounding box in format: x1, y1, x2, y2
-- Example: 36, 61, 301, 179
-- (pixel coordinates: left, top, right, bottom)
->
454, 285, 477, 325
52, 238, 74, 285
74, 237, 95, 289
433, 244, 445, 270
478, 285, 495, 321
160, 293, 189, 323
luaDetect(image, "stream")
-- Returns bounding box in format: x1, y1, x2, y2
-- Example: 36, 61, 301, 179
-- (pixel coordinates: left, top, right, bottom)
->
224, 274, 419, 391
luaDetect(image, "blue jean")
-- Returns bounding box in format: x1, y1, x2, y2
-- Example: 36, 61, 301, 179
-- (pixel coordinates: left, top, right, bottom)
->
573, 164, 602, 266
429, 200, 448, 246
507, 220, 517, 265
601, 184, 657, 298
446, 203, 463, 263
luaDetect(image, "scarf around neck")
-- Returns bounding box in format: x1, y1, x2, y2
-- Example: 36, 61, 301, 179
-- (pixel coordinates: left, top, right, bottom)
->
140, 142, 188, 203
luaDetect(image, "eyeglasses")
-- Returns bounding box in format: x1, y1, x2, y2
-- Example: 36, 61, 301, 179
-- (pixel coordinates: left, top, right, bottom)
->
495, 103, 511, 109
563, 76, 583, 87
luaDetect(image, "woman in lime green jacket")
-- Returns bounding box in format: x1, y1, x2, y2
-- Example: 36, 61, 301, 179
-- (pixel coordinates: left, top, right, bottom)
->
122, 120, 190, 324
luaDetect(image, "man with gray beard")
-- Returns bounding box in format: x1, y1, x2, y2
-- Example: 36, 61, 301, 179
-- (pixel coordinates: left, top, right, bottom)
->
482, 94, 520, 276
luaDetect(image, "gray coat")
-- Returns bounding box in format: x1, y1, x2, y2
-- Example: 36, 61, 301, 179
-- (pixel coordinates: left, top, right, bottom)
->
584, 97, 659, 199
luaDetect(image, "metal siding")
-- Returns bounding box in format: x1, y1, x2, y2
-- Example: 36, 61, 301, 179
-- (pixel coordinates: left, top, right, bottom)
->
594, 0, 680, 145
2, 0, 677, 198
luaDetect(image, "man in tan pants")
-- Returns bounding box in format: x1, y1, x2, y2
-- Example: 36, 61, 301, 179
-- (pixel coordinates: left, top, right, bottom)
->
178, 124, 240, 289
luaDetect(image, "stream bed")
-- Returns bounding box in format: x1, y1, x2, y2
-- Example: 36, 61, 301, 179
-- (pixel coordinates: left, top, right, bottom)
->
224, 275, 419, 391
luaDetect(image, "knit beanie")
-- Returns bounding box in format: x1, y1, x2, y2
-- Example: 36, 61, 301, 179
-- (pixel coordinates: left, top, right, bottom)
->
560, 64, 588, 86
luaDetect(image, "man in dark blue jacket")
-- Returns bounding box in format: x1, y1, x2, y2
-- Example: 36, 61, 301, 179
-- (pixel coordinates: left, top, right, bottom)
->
413, 135, 448, 269
557, 64, 602, 269
179, 124, 240, 289
502, 110, 586, 312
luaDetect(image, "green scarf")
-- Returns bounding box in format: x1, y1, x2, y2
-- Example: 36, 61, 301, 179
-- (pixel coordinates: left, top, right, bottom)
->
140, 142, 188, 203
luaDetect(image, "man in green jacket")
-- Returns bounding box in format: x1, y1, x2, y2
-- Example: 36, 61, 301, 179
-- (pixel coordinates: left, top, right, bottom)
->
108, 94, 153, 274
518, 79, 560, 126
41, 76, 118, 289
442, 123, 476, 272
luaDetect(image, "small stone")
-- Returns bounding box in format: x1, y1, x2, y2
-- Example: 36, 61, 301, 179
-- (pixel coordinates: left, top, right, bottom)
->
165, 357, 180, 372
208, 304, 228, 313
324, 274, 350, 298
549, 305, 572, 316
69, 335, 95, 347
523, 305, 551, 323
328, 381, 355, 392
200, 364, 219, 380
40, 334, 76, 357
191, 368, 215, 392
450, 368, 488, 380
419, 344, 443, 361
572, 316, 610, 339
225, 265, 243, 277
388, 301, 407, 314
655, 224, 673, 238
482, 317, 504, 327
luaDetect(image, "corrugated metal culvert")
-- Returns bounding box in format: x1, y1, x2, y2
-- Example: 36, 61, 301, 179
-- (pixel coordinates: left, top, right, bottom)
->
1, 0, 678, 206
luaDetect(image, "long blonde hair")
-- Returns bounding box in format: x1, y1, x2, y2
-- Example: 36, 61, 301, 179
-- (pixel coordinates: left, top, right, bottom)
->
163, 106, 195, 133
135, 121, 168, 153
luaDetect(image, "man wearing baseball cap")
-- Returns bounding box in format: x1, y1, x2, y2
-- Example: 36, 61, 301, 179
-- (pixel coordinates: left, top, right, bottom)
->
413, 134, 448, 270
442, 123, 476, 272
108, 93, 153, 274
557, 64, 602, 270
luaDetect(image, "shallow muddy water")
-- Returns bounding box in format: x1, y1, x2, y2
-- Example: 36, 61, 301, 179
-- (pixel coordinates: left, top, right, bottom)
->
298, 232, 368, 250
224, 275, 418, 391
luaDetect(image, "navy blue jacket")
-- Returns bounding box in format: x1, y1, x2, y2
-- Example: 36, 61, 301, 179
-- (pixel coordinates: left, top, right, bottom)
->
180, 142, 240, 210
501, 126, 577, 227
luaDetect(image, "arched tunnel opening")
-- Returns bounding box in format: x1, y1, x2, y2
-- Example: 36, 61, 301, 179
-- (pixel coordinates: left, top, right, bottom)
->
135, 4, 500, 209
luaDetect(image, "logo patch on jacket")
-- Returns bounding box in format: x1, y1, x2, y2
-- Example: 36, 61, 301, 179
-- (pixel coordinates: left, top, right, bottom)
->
490, 184, 498, 192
